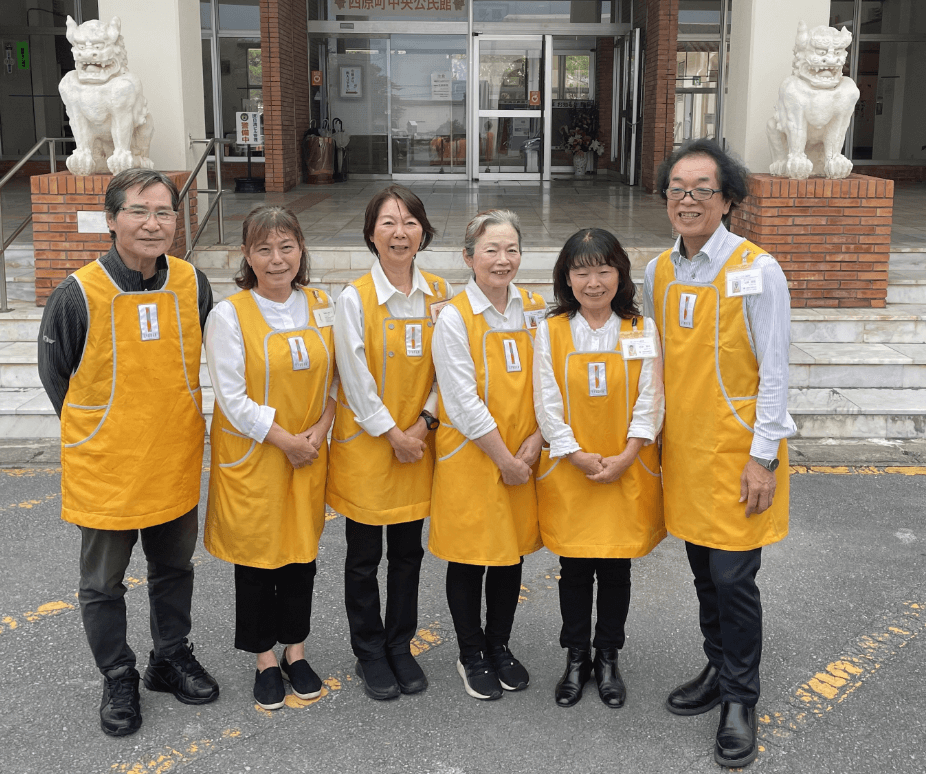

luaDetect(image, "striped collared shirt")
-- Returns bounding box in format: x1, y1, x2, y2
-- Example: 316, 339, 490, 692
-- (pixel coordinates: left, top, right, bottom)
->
642, 223, 796, 459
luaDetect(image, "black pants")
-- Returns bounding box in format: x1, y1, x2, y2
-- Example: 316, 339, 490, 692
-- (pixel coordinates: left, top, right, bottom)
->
446, 559, 523, 659
686, 542, 763, 707
558, 556, 631, 651
344, 518, 424, 661
78, 506, 198, 674
234, 561, 316, 654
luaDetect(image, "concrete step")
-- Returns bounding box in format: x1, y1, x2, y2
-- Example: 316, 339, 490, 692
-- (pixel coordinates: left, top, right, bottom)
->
886, 274, 926, 304
790, 304, 926, 344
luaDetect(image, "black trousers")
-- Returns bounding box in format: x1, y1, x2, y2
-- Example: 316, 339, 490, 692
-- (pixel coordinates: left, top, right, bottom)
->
234, 561, 316, 654
446, 559, 523, 659
344, 517, 424, 661
558, 556, 631, 651
686, 542, 763, 706
78, 506, 198, 674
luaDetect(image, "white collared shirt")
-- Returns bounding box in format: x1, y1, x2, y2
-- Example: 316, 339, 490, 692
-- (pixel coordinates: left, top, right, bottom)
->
334, 259, 454, 437
205, 288, 339, 443
533, 312, 665, 458
642, 223, 796, 458
432, 277, 542, 441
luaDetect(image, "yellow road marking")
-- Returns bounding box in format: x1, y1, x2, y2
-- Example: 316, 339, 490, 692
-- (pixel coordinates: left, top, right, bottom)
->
0, 467, 61, 477
0, 491, 59, 512
410, 622, 444, 656
759, 600, 924, 747
790, 465, 926, 475
111, 728, 242, 773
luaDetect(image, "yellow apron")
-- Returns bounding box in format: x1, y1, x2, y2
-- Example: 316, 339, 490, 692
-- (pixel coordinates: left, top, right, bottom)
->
326, 270, 449, 525
536, 314, 665, 558
653, 241, 789, 550
205, 288, 334, 569
60, 256, 205, 530
429, 288, 546, 566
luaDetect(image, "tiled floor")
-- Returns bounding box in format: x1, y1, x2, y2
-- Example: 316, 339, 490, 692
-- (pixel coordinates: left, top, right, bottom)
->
4, 176, 924, 253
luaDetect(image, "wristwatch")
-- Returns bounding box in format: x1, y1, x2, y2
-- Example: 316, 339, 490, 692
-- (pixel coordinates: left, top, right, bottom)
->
750, 455, 780, 472
419, 411, 439, 431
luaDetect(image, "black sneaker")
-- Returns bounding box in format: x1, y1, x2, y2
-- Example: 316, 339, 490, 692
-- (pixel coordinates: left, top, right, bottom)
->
280, 654, 322, 700
253, 666, 285, 710
355, 657, 400, 701
457, 655, 503, 701
487, 644, 529, 691
388, 652, 428, 695
143, 642, 219, 705
100, 665, 142, 737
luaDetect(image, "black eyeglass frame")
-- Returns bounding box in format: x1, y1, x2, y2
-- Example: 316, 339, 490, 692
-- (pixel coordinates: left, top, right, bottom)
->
663, 187, 724, 202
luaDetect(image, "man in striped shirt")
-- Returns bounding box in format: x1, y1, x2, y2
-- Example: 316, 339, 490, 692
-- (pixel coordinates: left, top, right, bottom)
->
643, 139, 795, 769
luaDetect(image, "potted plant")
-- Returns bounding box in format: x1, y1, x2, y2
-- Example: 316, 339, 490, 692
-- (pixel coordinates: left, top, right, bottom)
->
560, 106, 604, 175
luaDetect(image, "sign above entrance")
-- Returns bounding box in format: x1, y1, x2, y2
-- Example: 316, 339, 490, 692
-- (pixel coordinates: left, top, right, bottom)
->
333, 0, 466, 18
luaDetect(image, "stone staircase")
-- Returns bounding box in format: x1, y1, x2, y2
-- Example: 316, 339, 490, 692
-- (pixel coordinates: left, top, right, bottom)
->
1, 247, 924, 439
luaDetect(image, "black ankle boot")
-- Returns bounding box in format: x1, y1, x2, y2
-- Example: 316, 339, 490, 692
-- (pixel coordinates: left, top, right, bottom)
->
665, 662, 721, 715
554, 647, 592, 707
593, 647, 626, 708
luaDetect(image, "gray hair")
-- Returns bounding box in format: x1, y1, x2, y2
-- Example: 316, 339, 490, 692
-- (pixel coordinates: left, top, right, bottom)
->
463, 209, 522, 257
104, 169, 180, 240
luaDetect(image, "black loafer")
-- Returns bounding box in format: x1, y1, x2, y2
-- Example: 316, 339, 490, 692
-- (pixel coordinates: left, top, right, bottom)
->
554, 647, 592, 708
355, 657, 400, 701
143, 642, 219, 705
594, 647, 626, 708
714, 701, 758, 768
665, 662, 721, 715
100, 665, 142, 737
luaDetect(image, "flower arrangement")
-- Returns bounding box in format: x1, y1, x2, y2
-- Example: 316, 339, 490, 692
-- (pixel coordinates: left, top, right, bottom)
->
560, 106, 604, 156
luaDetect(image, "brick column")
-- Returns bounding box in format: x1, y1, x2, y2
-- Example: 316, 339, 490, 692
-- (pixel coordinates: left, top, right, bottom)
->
729, 174, 892, 308
596, 39, 615, 173
640, 0, 678, 192
31, 172, 196, 306
261, 0, 311, 192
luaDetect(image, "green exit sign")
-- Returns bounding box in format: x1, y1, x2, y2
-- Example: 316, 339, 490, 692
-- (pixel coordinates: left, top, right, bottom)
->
16, 41, 29, 70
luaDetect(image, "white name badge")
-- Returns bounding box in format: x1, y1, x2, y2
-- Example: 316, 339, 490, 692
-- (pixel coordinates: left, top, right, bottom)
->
588, 362, 608, 396
313, 306, 335, 327
288, 336, 311, 370
406, 324, 423, 357
679, 293, 697, 329
503, 339, 522, 373
523, 309, 544, 330
137, 304, 160, 341
620, 336, 658, 360
726, 267, 763, 297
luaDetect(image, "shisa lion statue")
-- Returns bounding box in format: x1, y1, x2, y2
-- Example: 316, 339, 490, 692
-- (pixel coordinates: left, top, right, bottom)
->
766, 21, 859, 179
58, 16, 154, 176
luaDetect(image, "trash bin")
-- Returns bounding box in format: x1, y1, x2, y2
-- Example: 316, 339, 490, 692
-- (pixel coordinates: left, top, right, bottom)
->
521, 137, 540, 173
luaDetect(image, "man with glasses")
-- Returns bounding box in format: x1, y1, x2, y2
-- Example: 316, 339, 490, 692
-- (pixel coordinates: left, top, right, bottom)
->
643, 140, 794, 769
38, 168, 217, 737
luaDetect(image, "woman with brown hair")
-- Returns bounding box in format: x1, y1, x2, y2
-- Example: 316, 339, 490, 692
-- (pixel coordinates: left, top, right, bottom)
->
327, 185, 453, 701
204, 205, 337, 709
534, 228, 665, 710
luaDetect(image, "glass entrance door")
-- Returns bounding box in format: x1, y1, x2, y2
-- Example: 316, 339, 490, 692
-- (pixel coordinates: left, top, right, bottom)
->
472, 35, 551, 181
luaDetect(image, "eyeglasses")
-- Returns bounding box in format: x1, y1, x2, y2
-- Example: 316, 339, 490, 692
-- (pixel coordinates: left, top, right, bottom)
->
664, 187, 723, 202
119, 207, 178, 223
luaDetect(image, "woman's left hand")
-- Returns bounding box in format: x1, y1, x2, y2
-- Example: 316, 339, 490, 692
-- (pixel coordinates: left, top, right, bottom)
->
514, 429, 543, 468
301, 423, 327, 453
586, 437, 645, 484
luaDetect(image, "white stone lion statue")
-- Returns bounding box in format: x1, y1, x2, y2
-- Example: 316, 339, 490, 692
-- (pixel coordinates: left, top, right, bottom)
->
766, 21, 859, 179
58, 16, 154, 176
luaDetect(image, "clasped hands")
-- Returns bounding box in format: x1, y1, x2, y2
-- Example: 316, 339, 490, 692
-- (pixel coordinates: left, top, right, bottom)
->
568, 437, 645, 484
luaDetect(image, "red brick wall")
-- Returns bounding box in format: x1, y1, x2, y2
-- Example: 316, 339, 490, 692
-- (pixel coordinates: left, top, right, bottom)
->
260, 0, 311, 192
640, 0, 678, 193
596, 40, 615, 172
31, 171, 197, 306
730, 174, 892, 308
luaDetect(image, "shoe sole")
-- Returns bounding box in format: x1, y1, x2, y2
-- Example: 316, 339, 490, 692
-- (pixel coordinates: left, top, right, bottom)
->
255, 697, 285, 710
499, 677, 528, 691
143, 671, 220, 705
456, 660, 502, 701
396, 678, 428, 695
664, 694, 721, 716
355, 661, 400, 701
714, 746, 758, 768
280, 665, 323, 700
101, 722, 141, 737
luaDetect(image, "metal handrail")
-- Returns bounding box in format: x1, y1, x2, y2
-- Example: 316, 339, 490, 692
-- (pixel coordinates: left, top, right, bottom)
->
180, 137, 233, 261
0, 136, 75, 312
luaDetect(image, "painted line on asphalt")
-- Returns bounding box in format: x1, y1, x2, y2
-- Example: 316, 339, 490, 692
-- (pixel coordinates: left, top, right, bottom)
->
790, 465, 926, 475
0, 467, 60, 477
757, 599, 924, 753
109, 728, 243, 774
0, 490, 59, 512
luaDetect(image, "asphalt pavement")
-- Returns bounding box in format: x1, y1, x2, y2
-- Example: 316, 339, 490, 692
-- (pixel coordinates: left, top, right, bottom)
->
0, 460, 923, 774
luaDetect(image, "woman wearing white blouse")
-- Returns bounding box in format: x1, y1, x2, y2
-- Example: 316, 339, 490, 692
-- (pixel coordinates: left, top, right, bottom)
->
326, 186, 453, 701
204, 206, 338, 710
430, 209, 546, 702
533, 228, 666, 710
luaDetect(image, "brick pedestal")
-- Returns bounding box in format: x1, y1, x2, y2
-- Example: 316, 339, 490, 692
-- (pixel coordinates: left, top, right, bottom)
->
730, 173, 893, 308
31, 171, 197, 306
